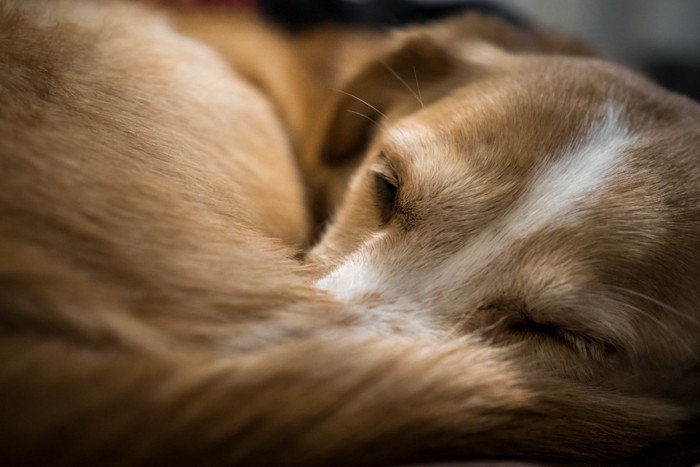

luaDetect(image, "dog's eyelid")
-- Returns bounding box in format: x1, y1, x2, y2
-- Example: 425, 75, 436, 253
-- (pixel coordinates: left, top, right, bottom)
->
373, 172, 399, 225
512, 318, 617, 359
371, 151, 401, 185
480, 301, 617, 359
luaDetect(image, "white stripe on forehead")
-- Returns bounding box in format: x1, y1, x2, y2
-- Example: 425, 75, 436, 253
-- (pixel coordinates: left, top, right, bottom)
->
432, 102, 634, 287
319, 103, 635, 306
510, 103, 632, 233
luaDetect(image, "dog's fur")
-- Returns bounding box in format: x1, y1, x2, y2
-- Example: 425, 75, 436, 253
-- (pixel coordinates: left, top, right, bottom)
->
1, 1, 700, 465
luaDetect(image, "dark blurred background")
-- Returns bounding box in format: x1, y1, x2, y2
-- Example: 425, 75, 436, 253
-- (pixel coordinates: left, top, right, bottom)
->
496, 0, 700, 100
259, 0, 700, 101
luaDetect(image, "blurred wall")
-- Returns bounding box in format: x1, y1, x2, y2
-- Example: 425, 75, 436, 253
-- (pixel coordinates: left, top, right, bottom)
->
489, 0, 700, 66
414, 0, 700, 98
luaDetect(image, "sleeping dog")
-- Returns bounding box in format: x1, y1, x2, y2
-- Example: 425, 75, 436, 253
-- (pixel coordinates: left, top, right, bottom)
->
1, 0, 699, 464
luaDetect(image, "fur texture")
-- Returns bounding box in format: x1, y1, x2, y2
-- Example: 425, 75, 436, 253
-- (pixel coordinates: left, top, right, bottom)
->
1, 1, 699, 465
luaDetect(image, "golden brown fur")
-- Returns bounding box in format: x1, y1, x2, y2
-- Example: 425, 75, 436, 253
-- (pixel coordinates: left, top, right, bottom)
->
1, 1, 699, 465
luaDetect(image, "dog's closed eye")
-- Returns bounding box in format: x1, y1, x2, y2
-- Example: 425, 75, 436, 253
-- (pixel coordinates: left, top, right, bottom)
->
479, 302, 617, 361
373, 172, 399, 224
372, 153, 401, 225
508, 320, 616, 360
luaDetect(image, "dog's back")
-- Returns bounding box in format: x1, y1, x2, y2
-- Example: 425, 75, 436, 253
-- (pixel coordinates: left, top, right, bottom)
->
0, 0, 314, 318
0, 1, 694, 465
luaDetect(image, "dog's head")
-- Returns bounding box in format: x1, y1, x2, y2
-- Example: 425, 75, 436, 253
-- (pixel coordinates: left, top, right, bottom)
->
309, 16, 700, 398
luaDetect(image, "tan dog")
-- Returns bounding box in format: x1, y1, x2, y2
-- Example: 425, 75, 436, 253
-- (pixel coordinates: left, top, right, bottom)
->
310, 24, 700, 390
1, 1, 700, 465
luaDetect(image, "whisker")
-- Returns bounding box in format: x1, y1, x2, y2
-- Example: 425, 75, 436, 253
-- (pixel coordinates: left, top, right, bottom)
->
616, 300, 681, 341
604, 294, 698, 360
329, 88, 389, 121
608, 285, 700, 327
346, 109, 383, 128
380, 61, 423, 108
412, 66, 423, 108
476, 315, 510, 338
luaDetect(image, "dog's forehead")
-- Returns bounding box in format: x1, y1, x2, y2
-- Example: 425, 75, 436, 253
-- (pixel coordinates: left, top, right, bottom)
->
381, 99, 679, 266
415, 99, 631, 204
383, 122, 451, 175
384, 55, 675, 160
379, 59, 700, 232
384, 89, 619, 186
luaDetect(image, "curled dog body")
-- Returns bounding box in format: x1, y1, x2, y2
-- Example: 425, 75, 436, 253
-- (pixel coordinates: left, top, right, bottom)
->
1, 1, 699, 465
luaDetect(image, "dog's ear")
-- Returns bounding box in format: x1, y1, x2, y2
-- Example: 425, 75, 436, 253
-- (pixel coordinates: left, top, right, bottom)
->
317, 14, 594, 166
319, 34, 456, 165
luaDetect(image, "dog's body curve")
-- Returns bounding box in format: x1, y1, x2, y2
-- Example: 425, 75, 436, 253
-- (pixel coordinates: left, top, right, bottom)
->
1, 1, 699, 464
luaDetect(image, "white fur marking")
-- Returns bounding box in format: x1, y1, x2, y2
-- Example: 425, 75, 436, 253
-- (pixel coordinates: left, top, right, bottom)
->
315, 232, 388, 302
509, 103, 631, 235
320, 103, 635, 307
434, 103, 633, 286
316, 259, 382, 303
